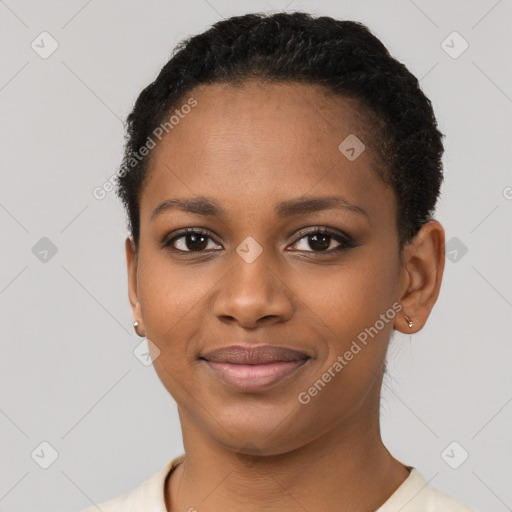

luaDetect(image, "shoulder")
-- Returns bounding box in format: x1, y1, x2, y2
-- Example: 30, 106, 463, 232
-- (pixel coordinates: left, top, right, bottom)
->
80, 455, 185, 512
377, 467, 477, 512
425, 485, 477, 512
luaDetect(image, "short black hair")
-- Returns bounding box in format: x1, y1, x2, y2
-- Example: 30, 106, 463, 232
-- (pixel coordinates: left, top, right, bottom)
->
116, 11, 444, 254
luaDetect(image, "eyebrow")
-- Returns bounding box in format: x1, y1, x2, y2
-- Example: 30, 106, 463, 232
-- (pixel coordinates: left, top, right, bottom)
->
151, 195, 369, 221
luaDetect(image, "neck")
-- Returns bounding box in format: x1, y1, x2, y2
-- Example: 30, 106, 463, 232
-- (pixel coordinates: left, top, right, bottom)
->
166, 406, 409, 512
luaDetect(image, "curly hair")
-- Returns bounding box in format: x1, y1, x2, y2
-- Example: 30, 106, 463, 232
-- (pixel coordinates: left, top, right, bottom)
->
116, 11, 444, 255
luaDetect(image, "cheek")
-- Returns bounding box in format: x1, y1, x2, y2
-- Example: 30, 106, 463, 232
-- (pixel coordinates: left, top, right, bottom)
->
137, 243, 202, 313
296, 252, 399, 398
136, 252, 203, 358
294, 251, 397, 332
294, 261, 395, 417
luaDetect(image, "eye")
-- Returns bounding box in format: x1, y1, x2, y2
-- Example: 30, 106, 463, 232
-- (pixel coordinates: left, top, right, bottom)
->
289, 227, 358, 254
162, 228, 222, 252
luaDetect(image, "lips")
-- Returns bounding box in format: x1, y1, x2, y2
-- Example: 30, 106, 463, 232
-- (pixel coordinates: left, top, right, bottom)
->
199, 344, 311, 392
200, 344, 310, 364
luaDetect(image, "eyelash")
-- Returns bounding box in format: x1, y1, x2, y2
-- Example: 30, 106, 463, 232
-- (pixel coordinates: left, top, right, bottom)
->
161, 226, 359, 257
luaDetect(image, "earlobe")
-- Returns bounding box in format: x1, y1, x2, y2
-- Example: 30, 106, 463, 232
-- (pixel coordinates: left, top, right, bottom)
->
395, 221, 445, 334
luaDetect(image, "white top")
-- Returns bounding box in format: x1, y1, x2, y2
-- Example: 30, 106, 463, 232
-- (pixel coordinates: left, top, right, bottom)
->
81, 454, 476, 512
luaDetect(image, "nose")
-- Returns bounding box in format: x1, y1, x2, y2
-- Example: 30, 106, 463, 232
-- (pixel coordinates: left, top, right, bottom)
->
212, 254, 294, 329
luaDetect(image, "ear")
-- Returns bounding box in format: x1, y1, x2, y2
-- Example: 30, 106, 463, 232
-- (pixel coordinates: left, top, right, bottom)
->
395, 220, 445, 334
125, 235, 145, 335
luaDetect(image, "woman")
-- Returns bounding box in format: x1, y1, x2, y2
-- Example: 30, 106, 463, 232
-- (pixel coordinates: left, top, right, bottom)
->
83, 11, 475, 512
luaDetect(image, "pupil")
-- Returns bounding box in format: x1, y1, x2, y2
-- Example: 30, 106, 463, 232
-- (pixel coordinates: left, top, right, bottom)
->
309, 233, 329, 251
187, 233, 208, 251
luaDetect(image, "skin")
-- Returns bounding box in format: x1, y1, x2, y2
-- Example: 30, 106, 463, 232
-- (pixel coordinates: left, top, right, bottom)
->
125, 80, 445, 512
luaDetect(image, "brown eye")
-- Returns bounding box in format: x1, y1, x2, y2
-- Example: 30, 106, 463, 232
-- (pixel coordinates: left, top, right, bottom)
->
289, 228, 358, 254
163, 229, 222, 252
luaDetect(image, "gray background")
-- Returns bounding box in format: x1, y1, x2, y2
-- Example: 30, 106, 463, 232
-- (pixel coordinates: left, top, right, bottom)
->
0, 1, 511, 511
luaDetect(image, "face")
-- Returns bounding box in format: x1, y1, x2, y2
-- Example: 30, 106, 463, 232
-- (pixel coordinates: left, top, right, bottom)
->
126, 81, 415, 455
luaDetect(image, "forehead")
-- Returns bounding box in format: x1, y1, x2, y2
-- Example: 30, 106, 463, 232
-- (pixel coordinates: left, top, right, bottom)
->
140, 80, 393, 224
166, 80, 366, 151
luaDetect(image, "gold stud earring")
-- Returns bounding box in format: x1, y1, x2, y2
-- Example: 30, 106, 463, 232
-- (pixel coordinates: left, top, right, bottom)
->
402, 311, 413, 328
